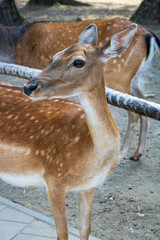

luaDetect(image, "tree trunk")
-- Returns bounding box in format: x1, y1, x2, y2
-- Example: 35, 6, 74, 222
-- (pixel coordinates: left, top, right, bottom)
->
131, 0, 160, 25
0, 0, 24, 26
28, 0, 89, 6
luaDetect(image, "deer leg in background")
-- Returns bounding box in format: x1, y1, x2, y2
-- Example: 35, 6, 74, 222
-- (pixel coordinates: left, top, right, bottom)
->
79, 188, 96, 240
120, 111, 140, 160
129, 72, 149, 160
132, 115, 148, 160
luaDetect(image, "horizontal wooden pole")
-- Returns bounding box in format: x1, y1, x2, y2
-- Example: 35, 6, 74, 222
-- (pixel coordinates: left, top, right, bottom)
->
106, 88, 160, 120
0, 61, 160, 120
0, 62, 41, 79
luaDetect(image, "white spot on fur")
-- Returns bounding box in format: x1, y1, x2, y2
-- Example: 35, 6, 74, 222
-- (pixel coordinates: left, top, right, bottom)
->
14, 90, 20, 93
45, 131, 50, 135
73, 136, 80, 144
80, 113, 85, 119
35, 150, 39, 155
26, 149, 31, 155
50, 126, 54, 131
41, 150, 45, 156
7, 115, 13, 119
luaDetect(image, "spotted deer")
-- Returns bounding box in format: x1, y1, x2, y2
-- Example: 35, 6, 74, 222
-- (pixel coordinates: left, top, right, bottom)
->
0, 24, 137, 239
0, 18, 159, 160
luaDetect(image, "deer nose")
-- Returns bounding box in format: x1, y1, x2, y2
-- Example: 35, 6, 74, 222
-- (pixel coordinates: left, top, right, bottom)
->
24, 83, 38, 96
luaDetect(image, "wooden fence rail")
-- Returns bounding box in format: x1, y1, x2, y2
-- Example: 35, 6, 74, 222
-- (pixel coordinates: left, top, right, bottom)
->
0, 61, 160, 120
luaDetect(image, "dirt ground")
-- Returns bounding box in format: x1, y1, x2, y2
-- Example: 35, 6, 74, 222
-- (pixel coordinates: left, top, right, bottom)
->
0, 0, 160, 239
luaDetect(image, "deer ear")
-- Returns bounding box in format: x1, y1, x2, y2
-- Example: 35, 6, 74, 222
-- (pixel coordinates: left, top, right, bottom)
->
78, 24, 97, 46
101, 24, 137, 63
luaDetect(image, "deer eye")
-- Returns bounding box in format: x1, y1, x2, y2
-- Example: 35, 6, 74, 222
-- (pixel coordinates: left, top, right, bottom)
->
73, 60, 85, 68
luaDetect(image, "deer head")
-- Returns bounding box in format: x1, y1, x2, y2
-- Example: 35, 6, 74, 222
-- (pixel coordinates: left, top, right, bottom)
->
24, 23, 137, 100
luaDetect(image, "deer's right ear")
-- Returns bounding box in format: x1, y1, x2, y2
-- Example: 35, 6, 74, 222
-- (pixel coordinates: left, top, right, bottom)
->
100, 24, 137, 63
78, 24, 97, 46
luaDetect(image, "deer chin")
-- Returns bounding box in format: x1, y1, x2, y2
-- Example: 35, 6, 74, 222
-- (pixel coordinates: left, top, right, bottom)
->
28, 91, 66, 101
29, 95, 48, 101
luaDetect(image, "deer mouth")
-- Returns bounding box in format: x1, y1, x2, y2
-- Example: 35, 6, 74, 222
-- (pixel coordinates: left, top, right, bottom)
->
24, 79, 56, 101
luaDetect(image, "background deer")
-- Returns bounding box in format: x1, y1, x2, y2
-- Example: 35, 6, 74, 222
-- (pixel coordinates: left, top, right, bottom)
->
0, 18, 159, 160
0, 24, 137, 239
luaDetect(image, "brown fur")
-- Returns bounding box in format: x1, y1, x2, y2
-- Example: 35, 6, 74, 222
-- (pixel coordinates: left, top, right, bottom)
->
1, 17, 153, 159
1, 23, 138, 239
0, 86, 93, 179
15, 18, 148, 84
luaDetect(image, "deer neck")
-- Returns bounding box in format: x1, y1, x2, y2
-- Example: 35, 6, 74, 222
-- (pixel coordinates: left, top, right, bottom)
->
79, 73, 120, 157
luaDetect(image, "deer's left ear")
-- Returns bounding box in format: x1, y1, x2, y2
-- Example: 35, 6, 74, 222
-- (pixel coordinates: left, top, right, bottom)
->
78, 24, 97, 46
100, 24, 137, 63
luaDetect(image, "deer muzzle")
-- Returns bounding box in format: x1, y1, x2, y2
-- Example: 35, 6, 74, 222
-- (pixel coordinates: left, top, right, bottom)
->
24, 79, 39, 96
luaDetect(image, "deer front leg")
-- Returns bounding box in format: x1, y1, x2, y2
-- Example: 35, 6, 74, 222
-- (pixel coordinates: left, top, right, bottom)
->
46, 178, 68, 240
120, 111, 140, 160
79, 188, 96, 240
